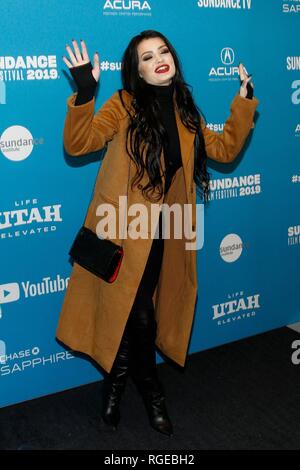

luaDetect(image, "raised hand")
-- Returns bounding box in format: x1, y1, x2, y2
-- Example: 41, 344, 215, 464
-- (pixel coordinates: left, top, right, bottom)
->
63, 39, 100, 83
238, 63, 254, 99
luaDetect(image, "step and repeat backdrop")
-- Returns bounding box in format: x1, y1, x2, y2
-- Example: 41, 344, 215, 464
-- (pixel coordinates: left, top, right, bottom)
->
0, 0, 299, 407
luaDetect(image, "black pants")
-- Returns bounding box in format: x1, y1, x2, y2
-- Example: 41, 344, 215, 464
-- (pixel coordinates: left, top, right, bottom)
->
131, 209, 164, 311
130, 173, 173, 312
123, 210, 165, 381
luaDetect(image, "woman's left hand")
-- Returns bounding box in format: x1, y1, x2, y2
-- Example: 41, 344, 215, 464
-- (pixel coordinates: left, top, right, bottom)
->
238, 63, 254, 99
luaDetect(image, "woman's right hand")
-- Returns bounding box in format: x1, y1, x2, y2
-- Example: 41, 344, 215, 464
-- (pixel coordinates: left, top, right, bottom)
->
63, 39, 100, 83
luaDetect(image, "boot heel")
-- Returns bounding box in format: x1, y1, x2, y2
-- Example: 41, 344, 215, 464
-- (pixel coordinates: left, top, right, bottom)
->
101, 380, 122, 430
139, 380, 174, 437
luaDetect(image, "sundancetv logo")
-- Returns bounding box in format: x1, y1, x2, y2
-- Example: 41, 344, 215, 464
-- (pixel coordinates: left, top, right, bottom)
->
197, 0, 252, 9
103, 0, 152, 16
0, 126, 44, 162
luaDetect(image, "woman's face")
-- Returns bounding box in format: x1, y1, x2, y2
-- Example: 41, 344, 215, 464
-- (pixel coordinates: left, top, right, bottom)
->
137, 37, 176, 86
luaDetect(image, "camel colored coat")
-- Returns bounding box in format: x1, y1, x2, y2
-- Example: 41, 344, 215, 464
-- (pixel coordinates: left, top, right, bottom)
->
56, 89, 259, 373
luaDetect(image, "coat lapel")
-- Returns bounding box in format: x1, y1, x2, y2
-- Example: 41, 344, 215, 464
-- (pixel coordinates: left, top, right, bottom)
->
174, 100, 196, 202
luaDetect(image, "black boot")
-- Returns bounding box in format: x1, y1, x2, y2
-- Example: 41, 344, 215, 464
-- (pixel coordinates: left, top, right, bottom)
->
128, 305, 173, 437
101, 321, 131, 430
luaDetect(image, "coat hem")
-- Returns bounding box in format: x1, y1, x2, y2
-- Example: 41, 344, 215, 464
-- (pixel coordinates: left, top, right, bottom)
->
155, 340, 186, 368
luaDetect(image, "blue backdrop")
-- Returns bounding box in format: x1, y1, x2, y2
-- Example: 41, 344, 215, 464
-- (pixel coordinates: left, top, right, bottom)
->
0, 0, 299, 408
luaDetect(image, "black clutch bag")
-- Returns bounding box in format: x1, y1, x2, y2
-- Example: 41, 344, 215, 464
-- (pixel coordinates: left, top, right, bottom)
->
69, 152, 131, 283
69, 226, 124, 283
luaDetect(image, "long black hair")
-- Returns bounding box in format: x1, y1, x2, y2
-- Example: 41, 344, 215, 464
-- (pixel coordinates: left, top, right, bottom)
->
119, 29, 210, 203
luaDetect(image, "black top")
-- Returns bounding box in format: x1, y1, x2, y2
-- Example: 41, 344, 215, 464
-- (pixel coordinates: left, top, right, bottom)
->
145, 81, 182, 195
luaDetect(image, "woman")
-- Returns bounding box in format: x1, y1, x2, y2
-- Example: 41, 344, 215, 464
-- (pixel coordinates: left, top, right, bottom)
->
56, 30, 259, 437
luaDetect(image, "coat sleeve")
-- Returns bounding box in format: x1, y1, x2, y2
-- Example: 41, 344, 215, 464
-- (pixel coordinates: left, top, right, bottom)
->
63, 90, 126, 156
200, 93, 259, 163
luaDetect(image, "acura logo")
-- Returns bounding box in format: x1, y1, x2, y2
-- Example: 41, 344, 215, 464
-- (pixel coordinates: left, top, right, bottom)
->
221, 48, 234, 65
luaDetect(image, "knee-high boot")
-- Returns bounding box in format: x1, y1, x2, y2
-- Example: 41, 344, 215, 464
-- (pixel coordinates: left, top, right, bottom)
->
128, 305, 173, 437
101, 321, 131, 430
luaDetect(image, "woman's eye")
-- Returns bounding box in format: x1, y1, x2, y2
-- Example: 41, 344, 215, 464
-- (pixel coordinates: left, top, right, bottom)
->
142, 49, 169, 61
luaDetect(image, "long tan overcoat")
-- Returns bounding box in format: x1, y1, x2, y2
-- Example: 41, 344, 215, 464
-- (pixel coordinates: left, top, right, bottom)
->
56, 88, 259, 373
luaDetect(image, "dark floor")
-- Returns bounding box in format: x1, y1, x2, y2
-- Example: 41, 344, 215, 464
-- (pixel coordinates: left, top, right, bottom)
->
1, 326, 300, 450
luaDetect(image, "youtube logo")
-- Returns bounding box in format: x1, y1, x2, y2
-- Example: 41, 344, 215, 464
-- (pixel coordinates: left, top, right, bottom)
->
0, 283, 20, 304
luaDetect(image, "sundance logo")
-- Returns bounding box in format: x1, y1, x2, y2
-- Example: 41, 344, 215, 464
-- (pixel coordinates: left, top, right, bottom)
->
0, 125, 44, 161
288, 224, 300, 246
287, 56, 300, 71
0, 55, 58, 82
208, 174, 262, 201
209, 47, 240, 81
197, 0, 252, 9
220, 233, 245, 262
103, 0, 152, 15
